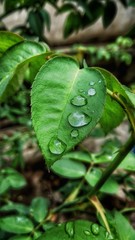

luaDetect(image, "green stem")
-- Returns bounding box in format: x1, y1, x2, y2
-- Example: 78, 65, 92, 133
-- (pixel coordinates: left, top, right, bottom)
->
88, 133, 135, 197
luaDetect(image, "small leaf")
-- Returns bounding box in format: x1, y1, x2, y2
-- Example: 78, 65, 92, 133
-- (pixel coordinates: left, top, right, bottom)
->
51, 158, 86, 179
0, 31, 23, 57
119, 152, 135, 171
28, 10, 44, 38
64, 12, 81, 38
64, 151, 92, 163
31, 56, 106, 166
0, 177, 10, 195
7, 172, 26, 189
85, 168, 119, 194
39, 9, 51, 31
0, 216, 34, 234
30, 197, 49, 223
103, 0, 117, 28
0, 40, 49, 102
38, 220, 107, 240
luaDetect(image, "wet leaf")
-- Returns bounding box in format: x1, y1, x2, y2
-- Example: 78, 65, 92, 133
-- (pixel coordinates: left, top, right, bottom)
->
37, 220, 108, 240
31, 56, 106, 166
30, 197, 49, 222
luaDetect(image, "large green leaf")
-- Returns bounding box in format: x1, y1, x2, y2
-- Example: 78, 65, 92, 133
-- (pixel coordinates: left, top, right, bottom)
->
0, 40, 50, 102
38, 220, 109, 240
0, 216, 34, 234
0, 31, 23, 57
31, 56, 106, 166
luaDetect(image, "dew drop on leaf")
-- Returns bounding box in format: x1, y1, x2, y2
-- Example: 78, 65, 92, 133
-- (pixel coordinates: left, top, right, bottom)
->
89, 80, 96, 86
98, 80, 102, 83
68, 111, 91, 127
88, 88, 96, 96
84, 230, 91, 236
65, 222, 75, 237
91, 223, 100, 235
49, 137, 66, 155
71, 129, 79, 138
71, 95, 87, 106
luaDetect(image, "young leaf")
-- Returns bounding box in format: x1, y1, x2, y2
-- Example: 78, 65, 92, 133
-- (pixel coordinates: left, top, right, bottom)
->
30, 197, 49, 223
103, 0, 117, 28
0, 31, 23, 57
0, 216, 34, 234
38, 220, 107, 240
0, 40, 49, 102
31, 56, 106, 166
51, 158, 86, 179
0, 202, 29, 215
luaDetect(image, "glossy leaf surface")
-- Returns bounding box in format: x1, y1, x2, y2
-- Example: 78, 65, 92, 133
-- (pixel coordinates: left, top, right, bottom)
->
0, 31, 23, 57
38, 220, 108, 240
51, 158, 86, 179
0, 216, 34, 234
0, 40, 49, 101
31, 56, 106, 166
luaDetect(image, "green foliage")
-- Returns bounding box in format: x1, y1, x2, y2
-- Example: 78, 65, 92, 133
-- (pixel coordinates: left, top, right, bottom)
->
31, 56, 106, 166
0, 26, 135, 240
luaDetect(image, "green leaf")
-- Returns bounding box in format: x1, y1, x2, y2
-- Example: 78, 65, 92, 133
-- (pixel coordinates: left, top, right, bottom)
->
30, 197, 49, 223
124, 87, 135, 107
94, 68, 126, 134
51, 158, 86, 179
128, 0, 135, 6
85, 168, 119, 194
64, 151, 92, 163
0, 177, 10, 195
31, 56, 106, 166
28, 10, 44, 38
39, 9, 51, 32
119, 152, 135, 171
38, 220, 108, 240
7, 172, 26, 189
0, 31, 23, 57
0, 40, 49, 102
64, 12, 81, 38
103, 0, 117, 28
9, 236, 32, 240
0, 202, 29, 215
0, 216, 34, 234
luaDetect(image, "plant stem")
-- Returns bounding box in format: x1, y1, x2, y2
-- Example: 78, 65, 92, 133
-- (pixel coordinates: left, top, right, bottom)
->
88, 133, 135, 197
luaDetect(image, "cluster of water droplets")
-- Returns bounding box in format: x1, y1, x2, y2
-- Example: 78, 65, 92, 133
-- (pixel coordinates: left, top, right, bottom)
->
48, 78, 102, 155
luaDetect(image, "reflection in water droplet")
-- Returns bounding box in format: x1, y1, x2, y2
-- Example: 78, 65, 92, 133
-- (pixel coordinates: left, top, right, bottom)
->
106, 232, 114, 239
89, 80, 96, 86
68, 112, 91, 127
91, 223, 100, 235
49, 137, 66, 155
84, 230, 91, 236
79, 89, 86, 95
88, 88, 96, 96
98, 80, 102, 83
71, 129, 79, 138
71, 95, 87, 106
65, 222, 74, 237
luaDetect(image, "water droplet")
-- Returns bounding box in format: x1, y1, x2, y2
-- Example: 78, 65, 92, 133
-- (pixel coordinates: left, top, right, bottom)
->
89, 80, 96, 86
88, 88, 96, 96
106, 232, 114, 239
71, 129, 79, 138
84, 230, 91, 236
65, 222, 74, 237
68, 111, 91, 127
91, 223, 100, 235
49, 137, 66, 155
71, 95, 87, 106
98, 80, 102, 83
